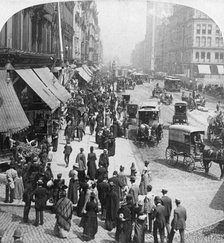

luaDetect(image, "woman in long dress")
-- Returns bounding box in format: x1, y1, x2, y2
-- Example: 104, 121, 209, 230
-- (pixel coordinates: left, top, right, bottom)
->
83, 192, 98, 241
87, 146, 97, 180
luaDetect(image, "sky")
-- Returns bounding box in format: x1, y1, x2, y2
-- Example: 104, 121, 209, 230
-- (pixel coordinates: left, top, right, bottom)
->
97, 0, 147, 65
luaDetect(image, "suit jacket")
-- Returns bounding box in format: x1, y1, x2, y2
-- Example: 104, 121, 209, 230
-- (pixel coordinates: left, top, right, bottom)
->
128, 183, 139, 205
108, 176, 123, 199
153, 204, 166, 229
161, 195, 172, 217
172, 205, 187, 230
32, 186, 48, 210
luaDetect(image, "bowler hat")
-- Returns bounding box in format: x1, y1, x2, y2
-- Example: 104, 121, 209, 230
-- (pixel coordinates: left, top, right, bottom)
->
161, 189, 168, 194
13, 228, 22, 238
154, 196, 161, 204
130, 176, 136, 182
175, 199, 181, 204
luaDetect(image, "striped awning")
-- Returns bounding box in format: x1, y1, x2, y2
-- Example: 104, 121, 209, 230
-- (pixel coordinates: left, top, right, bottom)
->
217, 65, 224, 75
0, 70, 30, 133
198, 65, 211, 74
82, 64, 93, 76
76, 67, 91, 83
15, 69, 60, 112
33, 67, 71, 103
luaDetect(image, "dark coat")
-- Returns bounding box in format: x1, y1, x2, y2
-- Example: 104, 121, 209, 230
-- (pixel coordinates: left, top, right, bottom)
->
87, 152, 97, 180
97, 181, 109, 205
108, 176, 123, 200
161, 195, 172, 218
99, 153, 109, 169
153, 204, 166, 229
171, 205, 187, 230
32, 186, 48, 210
95, 166, 107, 183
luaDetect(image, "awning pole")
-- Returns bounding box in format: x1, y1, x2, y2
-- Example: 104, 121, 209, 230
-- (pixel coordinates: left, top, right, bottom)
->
57, 2, 64, 62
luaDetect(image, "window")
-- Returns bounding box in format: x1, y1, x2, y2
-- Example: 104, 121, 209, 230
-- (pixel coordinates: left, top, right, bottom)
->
220, 38, 223, 46
207, 37, 212, 47
207, 24, 212, 34
220, 53, 224, 60
202, 37, 206, 46
196, 52, 199, 59
216, 27, 220, 35
201, 52, 205, 59
207, 52, 211, 60
196, 37, 200, 46
216, 37, 219, 46
215, 52, 219, 59
196, 24, 201, 34
202, 24, 206, 34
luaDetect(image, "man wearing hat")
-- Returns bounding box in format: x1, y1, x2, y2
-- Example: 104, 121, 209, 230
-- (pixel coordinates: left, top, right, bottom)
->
128, 176, 139, 206
31, 179, 49, 226
161, 189, 172, 237
13, 228, 23, 242
152, 196, 166, 243
168, 199, 187, 243
99, 149, 109, 171
108, 171, 123, 201
75, 148, 87, 183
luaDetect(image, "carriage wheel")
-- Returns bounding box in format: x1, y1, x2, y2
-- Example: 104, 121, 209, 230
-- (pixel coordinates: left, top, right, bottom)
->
165, 147, 178, 166
183, 156, 195, 172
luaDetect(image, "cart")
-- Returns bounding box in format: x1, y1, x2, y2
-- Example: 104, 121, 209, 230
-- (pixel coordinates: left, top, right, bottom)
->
173, 101, 188, 124
165, 125, 205, 172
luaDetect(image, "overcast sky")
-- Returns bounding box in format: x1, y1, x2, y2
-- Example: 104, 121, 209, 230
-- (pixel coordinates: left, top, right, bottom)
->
97, 0, 147, 65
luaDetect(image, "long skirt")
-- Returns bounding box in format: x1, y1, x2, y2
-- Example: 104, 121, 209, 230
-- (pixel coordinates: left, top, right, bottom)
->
67, 179, 79, 204
54, 222, 69, 238
133, 219, 146, 243
83, 214, 98, 240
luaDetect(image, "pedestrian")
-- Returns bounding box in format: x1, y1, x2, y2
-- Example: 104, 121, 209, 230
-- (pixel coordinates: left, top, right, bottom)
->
75, 148, 87, 183
23, 183, 33, 223
128, 176, 139, 206
144, 185, 155, 233
77, 118, 85, 142
63, 141, 73, 168
44, 163, 54, 184
52, 129, 59, 152
64, 120, 73, 143
14, 169, 24, 204
89, 114, 96, 135
130, 162, 137, 177
47, 146, 53, 162
67, 167, 79, 206
168, 199, 187, 243
152, 196, 166, 243
0, 229, 4, 243
115, 196, 132, 243
161, 189, 172, 237
95, 164, 108, 184
118, 165, 128, 201
132, 195, 147, 243
105, 182, 120, 231
216, 100, 221, 112
76, 182, 89, 218
13, 228, 23, 242
139, 169, 150, 195
87, 146, 97, 180
97, 175, 109, 220
99, 149, 109, 171
54, 190, 73, 239
83, 192, 99, 241
109, 171, 123, 201
108, 132, 116, 156
31, 179, 49, 227
5, 164, 18, 203
53, 173, 65, 205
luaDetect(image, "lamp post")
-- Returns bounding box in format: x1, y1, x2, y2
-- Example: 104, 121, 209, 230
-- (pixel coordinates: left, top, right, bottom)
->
112, 60, 116, 92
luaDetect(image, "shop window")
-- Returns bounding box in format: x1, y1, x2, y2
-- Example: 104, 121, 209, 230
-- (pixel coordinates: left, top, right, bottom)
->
215, 52, 219, 59
196, 24, 201, 34
207, 24, 212, 34
202, 24, 206, 34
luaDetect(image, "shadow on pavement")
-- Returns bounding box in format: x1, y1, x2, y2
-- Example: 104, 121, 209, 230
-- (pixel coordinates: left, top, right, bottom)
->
11, 213, 23, 222
209, 180, 224, 211
202, 220, 224, 239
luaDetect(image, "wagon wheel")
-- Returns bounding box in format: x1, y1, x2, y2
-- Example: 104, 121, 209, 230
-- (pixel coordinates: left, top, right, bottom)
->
165, 146, 178, 166
183, 156, 195, 172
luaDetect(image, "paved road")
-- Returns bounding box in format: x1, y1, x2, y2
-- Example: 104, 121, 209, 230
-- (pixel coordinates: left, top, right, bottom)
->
0, 82, 223, 242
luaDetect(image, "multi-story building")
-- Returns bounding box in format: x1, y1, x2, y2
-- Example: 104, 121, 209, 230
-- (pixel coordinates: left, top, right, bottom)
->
154, 5, 224, 81
131, 40, 145, 71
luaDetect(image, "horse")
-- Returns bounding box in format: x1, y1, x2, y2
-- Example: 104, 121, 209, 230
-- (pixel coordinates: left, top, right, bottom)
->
203, 148, 224, 179
138, 123, 150, 141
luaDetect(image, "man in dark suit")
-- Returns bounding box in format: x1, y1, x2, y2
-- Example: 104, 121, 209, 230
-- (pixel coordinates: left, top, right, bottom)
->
152, 196, 166, 243
161, 189, 172, 237
32, 179, 49, 226
108, 171, 123, 201
168, 199, 187, 243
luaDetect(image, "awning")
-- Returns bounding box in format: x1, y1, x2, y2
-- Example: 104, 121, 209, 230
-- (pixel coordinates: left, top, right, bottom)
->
0, 70, 30, 133
76, 67, 91, 83
198, 65, 211, 74
15, 69, 60, 112
33, 67, 71, 103
217, 65, 224, 75
82, 64, 93, 76
90, 66, 97, 72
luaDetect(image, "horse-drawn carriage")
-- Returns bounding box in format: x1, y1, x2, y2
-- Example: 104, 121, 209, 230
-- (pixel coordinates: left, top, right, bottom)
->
152, 86, 163, 98
207, 112, 224, 144
127, 104, 138, 119
165, 125, 205, 172
173, 101, 188, 124
137, 101, 163, 143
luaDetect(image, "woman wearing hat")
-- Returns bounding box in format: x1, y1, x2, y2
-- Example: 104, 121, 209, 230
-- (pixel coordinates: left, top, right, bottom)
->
83, 192, 99, 241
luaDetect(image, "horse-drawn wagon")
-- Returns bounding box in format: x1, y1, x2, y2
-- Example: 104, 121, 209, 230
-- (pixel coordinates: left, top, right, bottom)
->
137, 101, 163, 143
207, 112, 224, 144
165, 125, 205, 172
160, 93, 173, 105
173, 101, 188, 124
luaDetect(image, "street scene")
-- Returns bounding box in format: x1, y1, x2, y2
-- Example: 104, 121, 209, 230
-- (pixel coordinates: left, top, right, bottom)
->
0, 1, 224, 243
